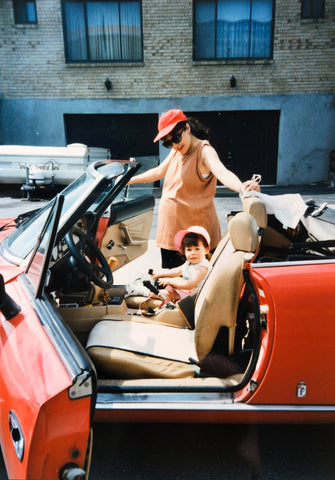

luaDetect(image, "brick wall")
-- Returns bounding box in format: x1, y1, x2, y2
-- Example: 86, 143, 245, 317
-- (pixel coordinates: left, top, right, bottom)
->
0, 0, 334, 99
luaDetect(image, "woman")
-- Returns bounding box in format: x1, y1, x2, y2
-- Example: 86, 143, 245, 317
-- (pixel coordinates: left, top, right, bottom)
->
127, 109, 260, 268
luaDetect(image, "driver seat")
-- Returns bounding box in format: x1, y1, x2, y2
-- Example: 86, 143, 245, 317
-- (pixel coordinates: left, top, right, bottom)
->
86, 212, 259, 379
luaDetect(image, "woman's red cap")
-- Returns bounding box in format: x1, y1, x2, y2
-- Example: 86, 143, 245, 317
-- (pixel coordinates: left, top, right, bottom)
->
153, 109, 187, 142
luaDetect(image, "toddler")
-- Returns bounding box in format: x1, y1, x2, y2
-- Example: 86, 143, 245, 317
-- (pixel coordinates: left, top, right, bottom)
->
152, 226, 211, 302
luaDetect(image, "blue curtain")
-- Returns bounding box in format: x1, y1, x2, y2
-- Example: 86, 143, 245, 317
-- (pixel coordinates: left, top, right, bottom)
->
65, 1, 142, 61
65, 3, 88, 60
195, 0, 272, 59
26, 2, 37, 21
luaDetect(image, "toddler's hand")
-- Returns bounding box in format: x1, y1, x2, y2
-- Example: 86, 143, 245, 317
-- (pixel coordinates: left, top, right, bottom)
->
152, 271, 162, 280
158, 278, 169, 287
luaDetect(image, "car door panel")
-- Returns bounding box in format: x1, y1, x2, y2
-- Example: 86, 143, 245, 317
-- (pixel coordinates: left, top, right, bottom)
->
99, 196, 154, 270
109, 195, 154, 224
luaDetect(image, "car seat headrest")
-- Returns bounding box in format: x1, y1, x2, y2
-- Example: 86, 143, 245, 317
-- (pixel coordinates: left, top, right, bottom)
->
242, 196, 267, 230
229, 212, 259, 252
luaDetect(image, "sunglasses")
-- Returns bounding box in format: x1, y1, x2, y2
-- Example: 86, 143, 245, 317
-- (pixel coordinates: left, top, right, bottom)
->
161, 126, 186, 149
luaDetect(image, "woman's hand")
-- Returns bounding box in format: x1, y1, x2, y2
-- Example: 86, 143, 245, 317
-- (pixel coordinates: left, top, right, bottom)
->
241, 174, 261, 193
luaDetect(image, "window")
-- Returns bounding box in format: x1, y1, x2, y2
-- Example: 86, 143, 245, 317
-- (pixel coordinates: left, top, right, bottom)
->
194, 0, 274, 60
301, 0, 324, 18
62, 0, 143, 63
13, 0, 37, 24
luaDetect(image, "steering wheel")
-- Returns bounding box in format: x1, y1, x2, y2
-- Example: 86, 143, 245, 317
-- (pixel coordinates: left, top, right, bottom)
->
64, 227, 113, 289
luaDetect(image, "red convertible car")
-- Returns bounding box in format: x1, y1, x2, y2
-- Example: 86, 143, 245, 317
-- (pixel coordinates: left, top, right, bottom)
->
0, 159, 335, 479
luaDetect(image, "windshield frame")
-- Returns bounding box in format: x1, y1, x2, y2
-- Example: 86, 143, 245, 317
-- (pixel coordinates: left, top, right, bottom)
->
0, 160, 133, 265
24, 193, 64, 299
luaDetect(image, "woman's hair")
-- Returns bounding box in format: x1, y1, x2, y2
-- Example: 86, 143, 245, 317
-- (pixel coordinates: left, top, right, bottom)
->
171, 117, 210, 140
187, 117, 210, 140
181, 232, 209, 252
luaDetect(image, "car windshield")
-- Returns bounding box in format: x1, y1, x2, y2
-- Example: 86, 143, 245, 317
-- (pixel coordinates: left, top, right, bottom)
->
3, 161, 126, 262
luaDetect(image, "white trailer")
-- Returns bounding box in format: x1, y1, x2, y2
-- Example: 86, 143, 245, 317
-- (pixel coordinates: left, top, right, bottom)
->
0, 144, 111, 187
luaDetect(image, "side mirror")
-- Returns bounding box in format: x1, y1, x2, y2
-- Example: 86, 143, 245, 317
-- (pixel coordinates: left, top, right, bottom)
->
0, 274, 21, 320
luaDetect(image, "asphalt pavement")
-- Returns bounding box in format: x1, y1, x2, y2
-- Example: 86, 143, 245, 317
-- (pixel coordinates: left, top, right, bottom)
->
1, 182, 335, 479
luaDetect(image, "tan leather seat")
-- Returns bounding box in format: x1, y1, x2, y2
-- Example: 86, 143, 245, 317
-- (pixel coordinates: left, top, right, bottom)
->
242, 196, 267, 232
243, 195, 292, 250
86, 212, 259, 379
210, 196, 267, 266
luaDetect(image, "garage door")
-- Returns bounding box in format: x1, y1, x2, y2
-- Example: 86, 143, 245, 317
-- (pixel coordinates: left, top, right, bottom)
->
64, 110, 279, 185
187, 110, 279, 185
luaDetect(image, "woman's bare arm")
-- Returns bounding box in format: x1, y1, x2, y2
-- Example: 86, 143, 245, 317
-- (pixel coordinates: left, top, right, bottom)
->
127, 151, 173, 185
202, 145, 260, 193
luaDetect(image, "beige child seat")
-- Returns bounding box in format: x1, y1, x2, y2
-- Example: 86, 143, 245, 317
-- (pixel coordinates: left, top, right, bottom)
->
86, 211, 259, 380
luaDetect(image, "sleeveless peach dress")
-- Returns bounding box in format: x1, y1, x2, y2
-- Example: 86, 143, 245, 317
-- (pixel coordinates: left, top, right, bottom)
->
156, 140, 221, 251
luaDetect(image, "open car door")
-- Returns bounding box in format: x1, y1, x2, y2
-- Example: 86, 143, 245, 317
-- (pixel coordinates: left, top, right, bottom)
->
0, 194, 95, 480
97, 192, 155, 271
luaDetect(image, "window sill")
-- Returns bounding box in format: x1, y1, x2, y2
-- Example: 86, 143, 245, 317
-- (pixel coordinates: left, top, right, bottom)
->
300, 17, 325, 23
193, 59, 273, 66
65, 62, 145, 68
12, 23, 38, 29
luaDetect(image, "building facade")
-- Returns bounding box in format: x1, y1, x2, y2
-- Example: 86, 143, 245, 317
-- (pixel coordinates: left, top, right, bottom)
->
0, 0, 334, 185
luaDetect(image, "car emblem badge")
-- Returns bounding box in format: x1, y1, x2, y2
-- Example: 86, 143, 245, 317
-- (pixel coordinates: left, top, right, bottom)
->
297, 381, 307, 398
